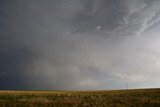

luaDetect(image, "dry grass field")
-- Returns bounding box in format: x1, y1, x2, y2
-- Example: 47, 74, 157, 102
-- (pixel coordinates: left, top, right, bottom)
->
0, 88, 160, 107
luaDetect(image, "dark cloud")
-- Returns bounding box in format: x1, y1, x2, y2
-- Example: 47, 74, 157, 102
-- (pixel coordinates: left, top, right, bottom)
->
0, 0, 160, 90
71, 0, 127, 33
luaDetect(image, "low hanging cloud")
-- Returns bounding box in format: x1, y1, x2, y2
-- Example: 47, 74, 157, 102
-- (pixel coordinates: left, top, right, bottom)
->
0, 0, 160, 90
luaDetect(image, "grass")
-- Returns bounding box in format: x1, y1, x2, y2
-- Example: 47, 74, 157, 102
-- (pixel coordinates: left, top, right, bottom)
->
0, 88, 160, 107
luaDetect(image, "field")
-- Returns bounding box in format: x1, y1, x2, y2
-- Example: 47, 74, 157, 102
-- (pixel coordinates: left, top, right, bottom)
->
0, 88, 160, 107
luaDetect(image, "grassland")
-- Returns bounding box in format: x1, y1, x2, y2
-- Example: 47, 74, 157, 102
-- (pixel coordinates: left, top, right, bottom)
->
0, 88, 160, 107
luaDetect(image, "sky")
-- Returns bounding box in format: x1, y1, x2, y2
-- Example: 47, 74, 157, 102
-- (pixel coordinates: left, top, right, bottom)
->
0, 0, 160, 90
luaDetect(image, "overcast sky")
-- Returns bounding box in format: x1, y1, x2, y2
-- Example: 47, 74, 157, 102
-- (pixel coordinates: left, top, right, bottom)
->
0, 0, 160, 90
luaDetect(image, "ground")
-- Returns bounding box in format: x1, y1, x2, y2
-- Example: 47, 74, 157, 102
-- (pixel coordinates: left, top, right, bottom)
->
0, 88, 160, 107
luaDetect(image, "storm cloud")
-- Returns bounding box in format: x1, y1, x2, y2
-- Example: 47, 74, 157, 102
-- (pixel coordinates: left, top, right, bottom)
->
0, 0, 160, 90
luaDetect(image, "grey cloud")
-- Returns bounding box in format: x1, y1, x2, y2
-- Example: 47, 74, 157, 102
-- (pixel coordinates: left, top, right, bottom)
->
0, 0, 160, 90
71, 0, 127, 33
114, 0, 160, 36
